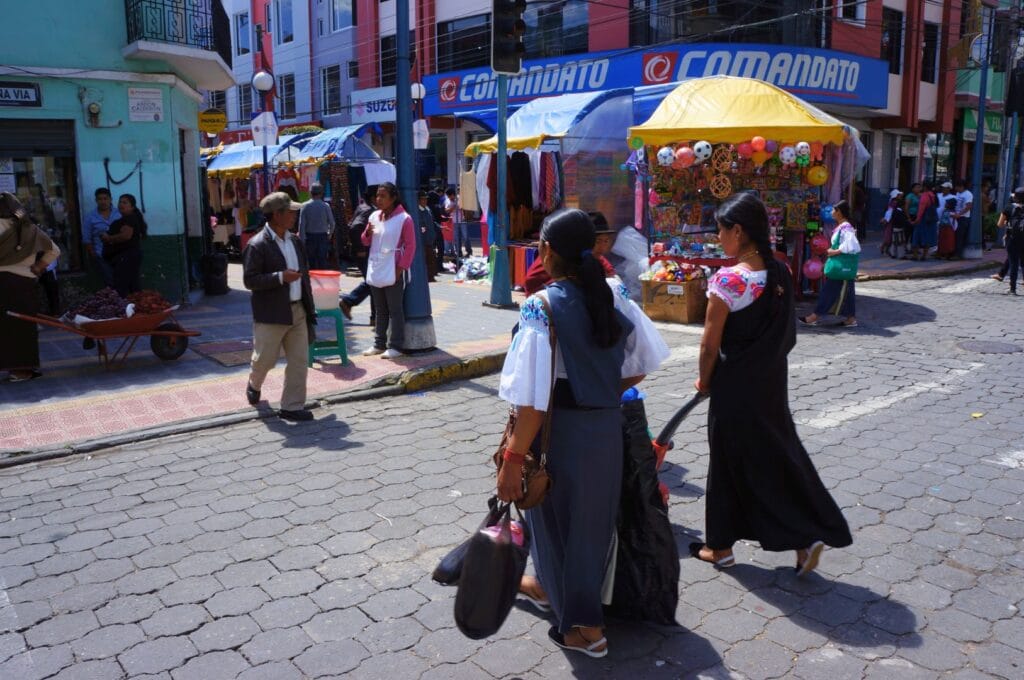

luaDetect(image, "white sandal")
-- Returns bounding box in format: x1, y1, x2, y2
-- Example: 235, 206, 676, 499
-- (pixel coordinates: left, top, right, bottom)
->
549, 627, 608, 658
796, 541, 824, 576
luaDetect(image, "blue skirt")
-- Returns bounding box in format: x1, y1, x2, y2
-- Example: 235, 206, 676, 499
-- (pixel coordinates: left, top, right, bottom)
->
912, 219, 938, 248
526, 406, 623, 634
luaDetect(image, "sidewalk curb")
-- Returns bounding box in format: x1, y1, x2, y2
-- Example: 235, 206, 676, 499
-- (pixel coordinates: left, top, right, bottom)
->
857, 260, 1000, 282
0, 350, 507, 469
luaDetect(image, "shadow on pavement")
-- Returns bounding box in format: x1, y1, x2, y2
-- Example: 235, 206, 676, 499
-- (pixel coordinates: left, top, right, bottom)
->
725, 563, 923, 649
796, 294, 937, 338
261, 412, 359, 451
557, 623, 723, 678
659, 462, 704, 498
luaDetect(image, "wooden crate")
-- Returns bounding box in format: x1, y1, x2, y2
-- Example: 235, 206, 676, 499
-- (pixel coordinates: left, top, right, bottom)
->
641, 278, 708, 324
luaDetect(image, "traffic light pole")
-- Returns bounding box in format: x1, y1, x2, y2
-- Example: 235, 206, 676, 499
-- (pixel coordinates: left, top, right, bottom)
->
488, 74, 515, 308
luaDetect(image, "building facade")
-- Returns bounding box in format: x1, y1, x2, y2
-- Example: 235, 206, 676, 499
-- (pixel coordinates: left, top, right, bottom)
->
0, 0, 233, 301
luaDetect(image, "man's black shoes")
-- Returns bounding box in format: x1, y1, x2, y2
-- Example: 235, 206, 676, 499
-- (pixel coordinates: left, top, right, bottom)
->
279, 409, 314, 422
246, 383, 261, 406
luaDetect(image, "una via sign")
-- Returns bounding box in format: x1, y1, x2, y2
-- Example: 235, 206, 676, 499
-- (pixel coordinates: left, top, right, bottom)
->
0, 82, 41, 107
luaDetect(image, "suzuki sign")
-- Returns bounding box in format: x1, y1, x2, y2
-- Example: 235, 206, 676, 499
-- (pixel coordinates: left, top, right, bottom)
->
350, 86, 398, 123
424, 42, 888, 115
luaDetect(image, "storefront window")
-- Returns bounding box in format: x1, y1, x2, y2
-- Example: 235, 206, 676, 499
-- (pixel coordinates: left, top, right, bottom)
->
437, 14, 490, 73
4, 156, 82, 273
629, 0, 824, 48
524, 0, 588, 60
380, 32, 416, 87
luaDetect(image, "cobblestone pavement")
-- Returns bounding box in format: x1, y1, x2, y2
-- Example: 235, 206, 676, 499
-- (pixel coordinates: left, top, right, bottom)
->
1, 272, 1023, 679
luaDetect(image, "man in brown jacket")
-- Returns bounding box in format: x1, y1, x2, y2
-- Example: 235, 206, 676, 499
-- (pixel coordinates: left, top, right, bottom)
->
243, 192, 317, 421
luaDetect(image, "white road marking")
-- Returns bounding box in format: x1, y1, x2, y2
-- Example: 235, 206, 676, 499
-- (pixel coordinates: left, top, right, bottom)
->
983, 450, 1024, 469
935, 278, 993, 295
790, 351, 856, 372
799, 363, 983, 429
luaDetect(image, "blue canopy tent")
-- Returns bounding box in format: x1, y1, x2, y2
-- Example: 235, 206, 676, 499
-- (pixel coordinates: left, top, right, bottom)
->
205, 133, 317, 178
286, 124, 390, 165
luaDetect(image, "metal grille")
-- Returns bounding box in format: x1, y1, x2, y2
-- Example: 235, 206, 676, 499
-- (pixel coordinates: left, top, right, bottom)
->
125, 0, 214, 51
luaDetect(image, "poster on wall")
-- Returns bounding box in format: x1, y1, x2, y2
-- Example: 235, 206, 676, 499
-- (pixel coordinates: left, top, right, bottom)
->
128, 87, 164, 122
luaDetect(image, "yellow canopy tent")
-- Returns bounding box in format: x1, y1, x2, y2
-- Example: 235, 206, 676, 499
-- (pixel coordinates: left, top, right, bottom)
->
628, 76, 847, 147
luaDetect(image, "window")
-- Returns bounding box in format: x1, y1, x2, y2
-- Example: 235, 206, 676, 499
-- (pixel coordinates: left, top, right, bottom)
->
922, 23, 940, 84
321, 65, 342, 115
234, 12, 250, 55
276, 0, 293, 44
838, 0, 864, 22
277, 74, 295, 118
208, 90, 226, 111
628, 0, 824, 49
524, 0, 589, 60
882, 8, 904, 75
330, 0, 353, 31
238, 85, 254, 122
436, 14, 490, 73
380, 32, 416, 87
348, 60, 359, 79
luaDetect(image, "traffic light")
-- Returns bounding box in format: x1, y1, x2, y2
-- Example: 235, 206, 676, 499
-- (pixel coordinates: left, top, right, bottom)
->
491, 0, 526, 75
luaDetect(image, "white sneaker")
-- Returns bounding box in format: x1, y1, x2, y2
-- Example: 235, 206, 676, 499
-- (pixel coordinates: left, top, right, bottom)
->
361, 347, 385, 356
380, 348, 403, 359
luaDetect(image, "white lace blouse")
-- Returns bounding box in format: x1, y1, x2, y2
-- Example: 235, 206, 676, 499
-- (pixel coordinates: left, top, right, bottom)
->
498, 279, 671, 411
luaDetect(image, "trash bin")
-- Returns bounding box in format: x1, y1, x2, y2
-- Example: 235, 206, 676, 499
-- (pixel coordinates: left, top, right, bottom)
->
202, 253, 229, 296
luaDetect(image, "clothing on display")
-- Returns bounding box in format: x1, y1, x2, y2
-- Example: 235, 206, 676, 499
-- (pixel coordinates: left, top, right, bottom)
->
329, 163, 355, 226
460, 170, 478, 213
275, 168, 300, 194
509, 152, 532, 210
364, 163, 393, 187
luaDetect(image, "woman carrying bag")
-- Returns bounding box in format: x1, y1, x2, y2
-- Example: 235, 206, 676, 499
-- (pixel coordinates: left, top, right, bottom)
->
799, 200, 860, 328
495, 209, 667, 658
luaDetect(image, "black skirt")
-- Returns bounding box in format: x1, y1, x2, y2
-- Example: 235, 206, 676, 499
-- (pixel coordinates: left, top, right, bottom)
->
705, 263, 852, 552
0, 272, 41, 371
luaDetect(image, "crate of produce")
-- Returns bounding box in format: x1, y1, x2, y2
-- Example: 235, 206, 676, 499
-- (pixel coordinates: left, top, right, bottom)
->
641, 278, 708, 324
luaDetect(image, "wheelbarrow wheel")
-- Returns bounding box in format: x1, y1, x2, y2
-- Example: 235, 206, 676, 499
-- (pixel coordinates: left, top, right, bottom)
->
150, 322, 189, 360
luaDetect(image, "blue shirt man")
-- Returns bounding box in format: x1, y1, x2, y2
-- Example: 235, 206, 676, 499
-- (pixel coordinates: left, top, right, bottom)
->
82, 188, 119, 286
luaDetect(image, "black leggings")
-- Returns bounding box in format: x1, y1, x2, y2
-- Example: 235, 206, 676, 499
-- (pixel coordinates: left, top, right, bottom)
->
109, 249, 142, 296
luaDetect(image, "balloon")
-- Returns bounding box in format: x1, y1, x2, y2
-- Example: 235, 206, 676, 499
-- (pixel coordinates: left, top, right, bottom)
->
693, 141, 713, 161
810, 234, 829, 256
765, 139, 778, 153
736, 142, 753, 158
779, 146, 797, 165
648, 188, 661, 206
820, 204, 834, 223
795, 142, 811, 158
803, 258, 823, 280
674, 146, 696, 168
751, 150, 771, 167
629, 136, 644, 150
656, 147, 675, 166
750, 136, 766, 152
807, 165, 829, 186
810, 141, 824, 161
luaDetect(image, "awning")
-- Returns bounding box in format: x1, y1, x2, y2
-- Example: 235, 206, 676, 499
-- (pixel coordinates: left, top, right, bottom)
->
206, 134, 307, 176
628, 76, 847, 146
466, 88, 633, 156
288, 124, 381, 164
452, 106, 521, 134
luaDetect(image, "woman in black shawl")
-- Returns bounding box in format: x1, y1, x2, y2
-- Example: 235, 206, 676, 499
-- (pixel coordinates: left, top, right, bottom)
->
102, 193, 146, 296
689, 193, 851, 576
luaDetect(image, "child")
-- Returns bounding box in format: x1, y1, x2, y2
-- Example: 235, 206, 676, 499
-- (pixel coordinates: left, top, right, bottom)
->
889, 197, 910, 259
937, 197, 957, 259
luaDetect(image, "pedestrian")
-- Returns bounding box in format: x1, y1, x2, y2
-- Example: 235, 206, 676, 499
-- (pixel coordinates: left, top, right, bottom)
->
231, 197, 251, 254
888, 194, 910, 260
523, 212, 617, 295
298, 183, 334, 270
361, 182, 416, 360
953, 178, 974, 259
910, 181, 938, 260
906, 182, 921, 244
496, 208, 668, 658
243, 192, 317, 422
799, 199, 860, 327
938, 197, 958, 259
0, 192, 60, 382
879, 188, 902, 256
101, 193, 146, 296
338, 189, 376, 323
692, 192, 851, 574
995, 187, 1024, 295
415, 191, 438, 282
82, 187, 118, 288
446, 188, 472, 259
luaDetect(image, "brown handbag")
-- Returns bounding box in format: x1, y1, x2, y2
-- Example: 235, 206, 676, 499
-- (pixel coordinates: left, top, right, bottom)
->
493, 297, 556, 510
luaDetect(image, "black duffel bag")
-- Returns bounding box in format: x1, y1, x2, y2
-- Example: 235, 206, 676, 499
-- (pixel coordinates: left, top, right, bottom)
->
432, 496, 502, 586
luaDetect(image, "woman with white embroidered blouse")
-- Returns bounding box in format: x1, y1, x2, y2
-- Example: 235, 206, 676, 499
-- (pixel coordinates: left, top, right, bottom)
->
495, 209, 668, 658
799, 200, 861, 328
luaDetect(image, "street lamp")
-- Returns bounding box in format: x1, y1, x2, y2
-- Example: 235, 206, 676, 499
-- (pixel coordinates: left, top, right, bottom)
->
251, 70, 275, 196
410, 82, 428, 152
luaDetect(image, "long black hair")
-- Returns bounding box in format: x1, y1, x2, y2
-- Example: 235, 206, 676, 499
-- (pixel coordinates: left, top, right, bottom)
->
715, 192, 782, 308
833, 199, 851, 223
540, 208, 622, 348
118, 193, 148, 237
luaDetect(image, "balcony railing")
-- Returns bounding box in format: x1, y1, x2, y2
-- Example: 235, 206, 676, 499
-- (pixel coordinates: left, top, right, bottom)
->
125, 0, 231, 66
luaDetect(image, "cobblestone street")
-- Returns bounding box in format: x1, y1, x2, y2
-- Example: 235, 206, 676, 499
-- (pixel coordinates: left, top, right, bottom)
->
1, 273, 1023, 679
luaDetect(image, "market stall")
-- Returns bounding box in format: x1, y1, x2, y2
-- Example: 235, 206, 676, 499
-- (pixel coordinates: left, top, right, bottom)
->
464, 88, 635, 288
627, 76, 869, 316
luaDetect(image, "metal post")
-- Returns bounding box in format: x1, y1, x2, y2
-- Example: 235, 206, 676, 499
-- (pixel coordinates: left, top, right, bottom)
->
1008, 112, 1019, 196
395, 0, 436, 349
488, 74, 514, 307
968, 29, 991, 258
261, 142, 269, 196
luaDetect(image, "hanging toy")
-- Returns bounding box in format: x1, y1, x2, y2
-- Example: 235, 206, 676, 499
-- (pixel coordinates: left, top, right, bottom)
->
674, 146, 696, 168
693, 141, 713, 162
656, 146, 676, 167
765, 139, 779, 153
795, 142, 811, 159
802, 258, 823, 280
810, 141, 824, 162
779, 146, 797, 166
710, 174, 732, 199
750, 136, 766, 152
810, 233, 829, 256
796, 156, 810, 167
629, 136, 645, 150
736, 142, 753, 158
711, 146, 733, 173
820, 203, 835, 224
751, 150, 772, 167
806, 165, 829, 186
648, 188, 661, 206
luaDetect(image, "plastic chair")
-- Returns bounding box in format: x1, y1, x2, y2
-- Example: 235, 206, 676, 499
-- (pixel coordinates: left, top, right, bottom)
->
308, 307, 348, 366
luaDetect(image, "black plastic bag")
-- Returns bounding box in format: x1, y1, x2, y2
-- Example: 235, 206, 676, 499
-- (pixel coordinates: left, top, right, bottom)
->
454, 502, 530, 639
608, 399, 680, 624
432, 496, 502, 585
